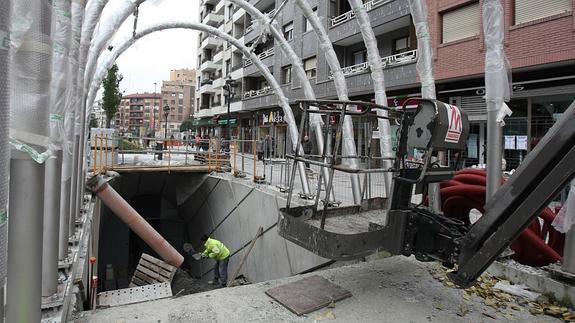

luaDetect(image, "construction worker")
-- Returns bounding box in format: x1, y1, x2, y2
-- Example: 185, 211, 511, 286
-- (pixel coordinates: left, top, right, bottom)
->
200, 234, 230, 287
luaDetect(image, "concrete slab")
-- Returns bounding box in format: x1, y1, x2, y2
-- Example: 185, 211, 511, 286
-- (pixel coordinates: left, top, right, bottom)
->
78, 256, 561, 323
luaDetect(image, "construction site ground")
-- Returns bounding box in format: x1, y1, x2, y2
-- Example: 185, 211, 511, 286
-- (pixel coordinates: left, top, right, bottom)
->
77, 256, 564, 322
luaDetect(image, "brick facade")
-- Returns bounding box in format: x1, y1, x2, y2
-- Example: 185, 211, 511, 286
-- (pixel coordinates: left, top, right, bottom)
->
429, 0, 575, 81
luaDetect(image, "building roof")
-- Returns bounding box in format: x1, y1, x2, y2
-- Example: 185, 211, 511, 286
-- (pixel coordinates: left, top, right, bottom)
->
122, 93, 162, 99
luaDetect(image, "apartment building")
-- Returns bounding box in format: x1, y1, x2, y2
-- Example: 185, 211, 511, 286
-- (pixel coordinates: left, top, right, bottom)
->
161, 69, 196, 136
115, 93, 163, 136
427, 0, 575, 168
195, 0, 574, 165
195, 0, 419, 155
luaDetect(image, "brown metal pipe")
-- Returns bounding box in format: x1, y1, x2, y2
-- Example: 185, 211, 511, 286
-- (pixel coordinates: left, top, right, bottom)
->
87, 175, 184, 267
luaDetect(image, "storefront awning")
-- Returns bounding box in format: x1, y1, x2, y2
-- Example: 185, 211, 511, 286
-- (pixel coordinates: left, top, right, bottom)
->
218, 119, 237, 125
192, 119, 212, 126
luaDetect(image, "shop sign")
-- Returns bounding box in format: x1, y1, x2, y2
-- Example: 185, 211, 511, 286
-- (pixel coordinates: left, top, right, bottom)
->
262, 111, 285, 124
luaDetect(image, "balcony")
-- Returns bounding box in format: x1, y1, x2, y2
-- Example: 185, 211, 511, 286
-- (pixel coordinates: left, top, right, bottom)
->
200, 35, 221, 49
202, 12, 224, 27
199, 81, 215, 93
232, 8, 245, 23
200, 59, 218, 72
244, 47, 274, 67
231, 64, 243, 79
243, 86, 273, 100
244, 8, 276, 43
329, 50, 418, 79
328, 0, 410, 45
213, 77, 224, 89
213, 48, 223, 63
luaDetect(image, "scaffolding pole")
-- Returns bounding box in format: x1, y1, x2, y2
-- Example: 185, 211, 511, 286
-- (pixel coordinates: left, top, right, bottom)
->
6, 0, 52, 320
42, 153, 63, 296
7, 156, 46, 322
0, 0, 10, 318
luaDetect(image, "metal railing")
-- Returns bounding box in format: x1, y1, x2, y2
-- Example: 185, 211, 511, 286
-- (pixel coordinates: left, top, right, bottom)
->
89, 132, 389, 207
244, 47, 274, 67
243, 86, 273, 99
330, 0, 392, 27
329, 49, 418, 78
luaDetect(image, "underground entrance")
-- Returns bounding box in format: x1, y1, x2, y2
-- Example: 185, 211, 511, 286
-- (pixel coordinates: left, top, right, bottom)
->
95, 171, 331, 297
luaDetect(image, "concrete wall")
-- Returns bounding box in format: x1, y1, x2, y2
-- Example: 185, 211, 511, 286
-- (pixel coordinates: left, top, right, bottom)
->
179, 174, 329, 283
97, 172, 328, 290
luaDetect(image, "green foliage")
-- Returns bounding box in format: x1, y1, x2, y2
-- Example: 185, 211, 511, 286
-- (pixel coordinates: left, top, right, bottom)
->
118, 137, 143, 151
101, 64, 123, 128
180, 118, 195, 132
89, 116, 98, 128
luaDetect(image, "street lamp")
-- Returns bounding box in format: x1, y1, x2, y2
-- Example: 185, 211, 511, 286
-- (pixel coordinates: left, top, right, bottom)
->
163, 104, 170, 139
224, 76, 237, 147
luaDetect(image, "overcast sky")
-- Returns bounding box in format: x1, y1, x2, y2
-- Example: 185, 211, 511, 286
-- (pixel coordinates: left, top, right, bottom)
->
100, 0, 200, 95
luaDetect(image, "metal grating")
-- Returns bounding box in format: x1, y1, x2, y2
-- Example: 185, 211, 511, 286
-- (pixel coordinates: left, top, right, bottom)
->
97, 282, 172, 307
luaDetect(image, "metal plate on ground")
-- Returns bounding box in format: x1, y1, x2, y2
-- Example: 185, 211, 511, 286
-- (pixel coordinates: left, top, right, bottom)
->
265, 275, 352, 315
97, 282, 172, 307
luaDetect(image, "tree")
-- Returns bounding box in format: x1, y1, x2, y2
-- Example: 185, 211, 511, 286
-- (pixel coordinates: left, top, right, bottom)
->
89, 114, 98, 128
180, 118, 194, 132
101, 64, 123, 128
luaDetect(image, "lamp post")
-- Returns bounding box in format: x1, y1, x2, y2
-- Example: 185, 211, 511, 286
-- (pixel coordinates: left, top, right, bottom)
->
224, 76, 236, 150
163, 104, 170, 140
152, 82, 157, 134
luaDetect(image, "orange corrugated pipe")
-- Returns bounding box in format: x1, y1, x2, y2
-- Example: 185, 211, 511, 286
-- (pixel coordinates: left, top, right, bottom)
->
87, 175, 184, 267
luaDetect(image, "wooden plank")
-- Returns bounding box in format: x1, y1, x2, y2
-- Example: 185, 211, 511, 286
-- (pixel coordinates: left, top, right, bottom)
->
139, 261, 173, 278
131, 276, 147, 287
134, 271, 156, 285
265, 275, 352, 316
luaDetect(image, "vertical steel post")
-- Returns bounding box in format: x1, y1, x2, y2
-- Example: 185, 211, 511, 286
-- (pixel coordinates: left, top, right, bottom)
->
7, 156, 46, 322
42, 152, 63, 296
6, 1, 52, 320
0, 0, 10, 318
561, 180, 575, 275
486, 107, 503, 199
59, 175, 71, 260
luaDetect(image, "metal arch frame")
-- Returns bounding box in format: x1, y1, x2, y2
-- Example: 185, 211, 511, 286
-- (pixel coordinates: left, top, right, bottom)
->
294, 0, 362, 204
85, 21, 312, 194
227, 0, 335, 201
346, 0, 393, 198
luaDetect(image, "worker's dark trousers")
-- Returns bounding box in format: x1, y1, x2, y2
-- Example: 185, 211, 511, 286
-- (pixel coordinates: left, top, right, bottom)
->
214, 257, 229, 287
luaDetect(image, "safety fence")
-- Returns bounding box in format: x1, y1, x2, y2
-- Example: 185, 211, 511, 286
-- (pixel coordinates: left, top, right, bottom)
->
90, 135, 387, 206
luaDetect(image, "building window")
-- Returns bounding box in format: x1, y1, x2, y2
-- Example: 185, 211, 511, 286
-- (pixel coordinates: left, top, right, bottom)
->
283, 22, 294, 41
393, 36, 410, 54
441, 2, 480, 44
303, 8, 317, 32
304, 56, 317, 79
352, 49, 366, 65
226, 4, 233, 20
282, 65, 292, 84
225, 59, 231, 76
515, 0, 571, 25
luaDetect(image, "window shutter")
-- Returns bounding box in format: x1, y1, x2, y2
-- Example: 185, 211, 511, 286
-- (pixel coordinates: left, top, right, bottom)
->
304, 57, 317, 70
515, 0, 572, 25
442, 2, 481, 43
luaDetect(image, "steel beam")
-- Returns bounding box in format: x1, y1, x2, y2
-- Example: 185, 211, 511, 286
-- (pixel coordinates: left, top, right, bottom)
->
42, 152, 62, 296
6, 154, 45, 322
